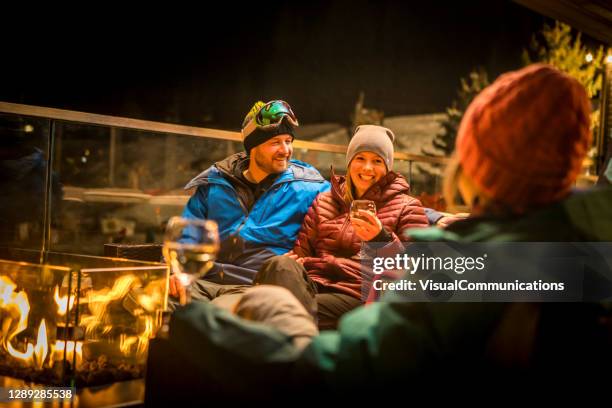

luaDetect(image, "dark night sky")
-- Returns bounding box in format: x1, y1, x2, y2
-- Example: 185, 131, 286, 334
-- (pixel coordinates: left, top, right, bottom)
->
1, 1, 550, 129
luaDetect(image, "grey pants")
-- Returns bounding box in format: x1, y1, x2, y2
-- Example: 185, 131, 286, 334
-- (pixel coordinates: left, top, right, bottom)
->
255, 256, 362, 330
167, 279, 250, 311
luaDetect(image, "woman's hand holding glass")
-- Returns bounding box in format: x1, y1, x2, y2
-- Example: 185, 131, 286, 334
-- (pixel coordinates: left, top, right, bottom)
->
350, 200, 382, 242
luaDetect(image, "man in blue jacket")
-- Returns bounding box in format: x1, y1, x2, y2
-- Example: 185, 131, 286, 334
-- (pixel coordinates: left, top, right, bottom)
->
169, 100, 330, 304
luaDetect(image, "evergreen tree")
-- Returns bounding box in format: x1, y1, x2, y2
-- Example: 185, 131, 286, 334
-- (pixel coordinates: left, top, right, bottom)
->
416, 68, 489, 205
422, 67, 489, 158
523, 21, 609, 173
522, 21, 605, 99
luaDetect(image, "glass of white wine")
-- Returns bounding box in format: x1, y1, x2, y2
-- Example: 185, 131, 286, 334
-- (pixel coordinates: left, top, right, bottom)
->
350, 200, 377, 259
350, 200, 376, 222
163, 217, 220, 304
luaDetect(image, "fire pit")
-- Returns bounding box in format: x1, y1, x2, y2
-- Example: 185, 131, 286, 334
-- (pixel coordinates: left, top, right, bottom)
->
0, 249, 168, 388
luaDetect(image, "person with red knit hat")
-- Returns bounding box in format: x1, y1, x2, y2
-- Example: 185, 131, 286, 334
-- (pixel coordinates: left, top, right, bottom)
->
443, 63, 592, 217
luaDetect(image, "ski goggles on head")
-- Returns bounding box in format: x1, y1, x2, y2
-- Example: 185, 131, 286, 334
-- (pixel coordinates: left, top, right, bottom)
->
242, 100, 299, 138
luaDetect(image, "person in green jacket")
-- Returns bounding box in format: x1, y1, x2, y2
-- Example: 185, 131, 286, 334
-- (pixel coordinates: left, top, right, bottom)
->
158, 64, 612, 401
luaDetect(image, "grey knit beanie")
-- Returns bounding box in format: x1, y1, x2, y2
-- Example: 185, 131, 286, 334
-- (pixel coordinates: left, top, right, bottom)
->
346, 125, 395, 170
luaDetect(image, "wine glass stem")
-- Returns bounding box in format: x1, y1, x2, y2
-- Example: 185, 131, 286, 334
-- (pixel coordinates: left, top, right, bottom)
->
180, 284, 192, 305
359, 243, 366, 259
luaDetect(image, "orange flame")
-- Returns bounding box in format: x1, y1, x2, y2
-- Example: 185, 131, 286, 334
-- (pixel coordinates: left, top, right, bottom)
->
118, 315, 154, 357
1, 277, 59, 369
1, 272, 162, 369
33, 319, 48, 369
81, 274, 158, 358
82, 275, 137, 338
1, 276, 34, 362
53, 286, 75, 316
54, 340, 83, 367
119, 334, 137, 354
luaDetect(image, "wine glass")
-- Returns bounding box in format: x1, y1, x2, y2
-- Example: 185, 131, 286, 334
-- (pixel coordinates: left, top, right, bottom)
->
163, 217, 220, 304
350, 200, 376, 222
350, 200, 376, 259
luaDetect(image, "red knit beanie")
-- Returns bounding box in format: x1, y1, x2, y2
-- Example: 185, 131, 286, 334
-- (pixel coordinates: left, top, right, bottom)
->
456, 64, 592, 212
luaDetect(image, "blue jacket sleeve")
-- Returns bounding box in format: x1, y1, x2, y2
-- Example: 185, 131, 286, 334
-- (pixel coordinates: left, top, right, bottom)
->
176, 186, 210, 244
319, 180, 332, 195
424, 207, 443, 226
182, 185, 209, 220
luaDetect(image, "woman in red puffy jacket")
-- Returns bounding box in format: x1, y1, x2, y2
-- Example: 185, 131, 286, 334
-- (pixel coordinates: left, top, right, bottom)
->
255, 125, 429, 329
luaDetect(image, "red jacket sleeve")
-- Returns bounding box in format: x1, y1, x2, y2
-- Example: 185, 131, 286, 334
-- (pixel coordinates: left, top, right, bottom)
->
396, 197, 429, 237
366, 196, 430, 302
375, 196, 429, 256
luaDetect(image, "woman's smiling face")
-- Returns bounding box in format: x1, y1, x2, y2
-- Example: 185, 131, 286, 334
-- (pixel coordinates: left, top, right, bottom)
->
349, 151, 387, 198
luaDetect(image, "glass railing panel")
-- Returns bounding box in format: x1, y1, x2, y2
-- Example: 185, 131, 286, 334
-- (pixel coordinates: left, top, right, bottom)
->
0, 104, 454, 259
406, 160, 446, 211
292, 148, 347, 179
50, 121, 242, 256
0, 113, 51, 251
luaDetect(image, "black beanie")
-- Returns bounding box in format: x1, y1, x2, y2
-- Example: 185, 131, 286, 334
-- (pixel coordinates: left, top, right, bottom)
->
243, 120, 295, 154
